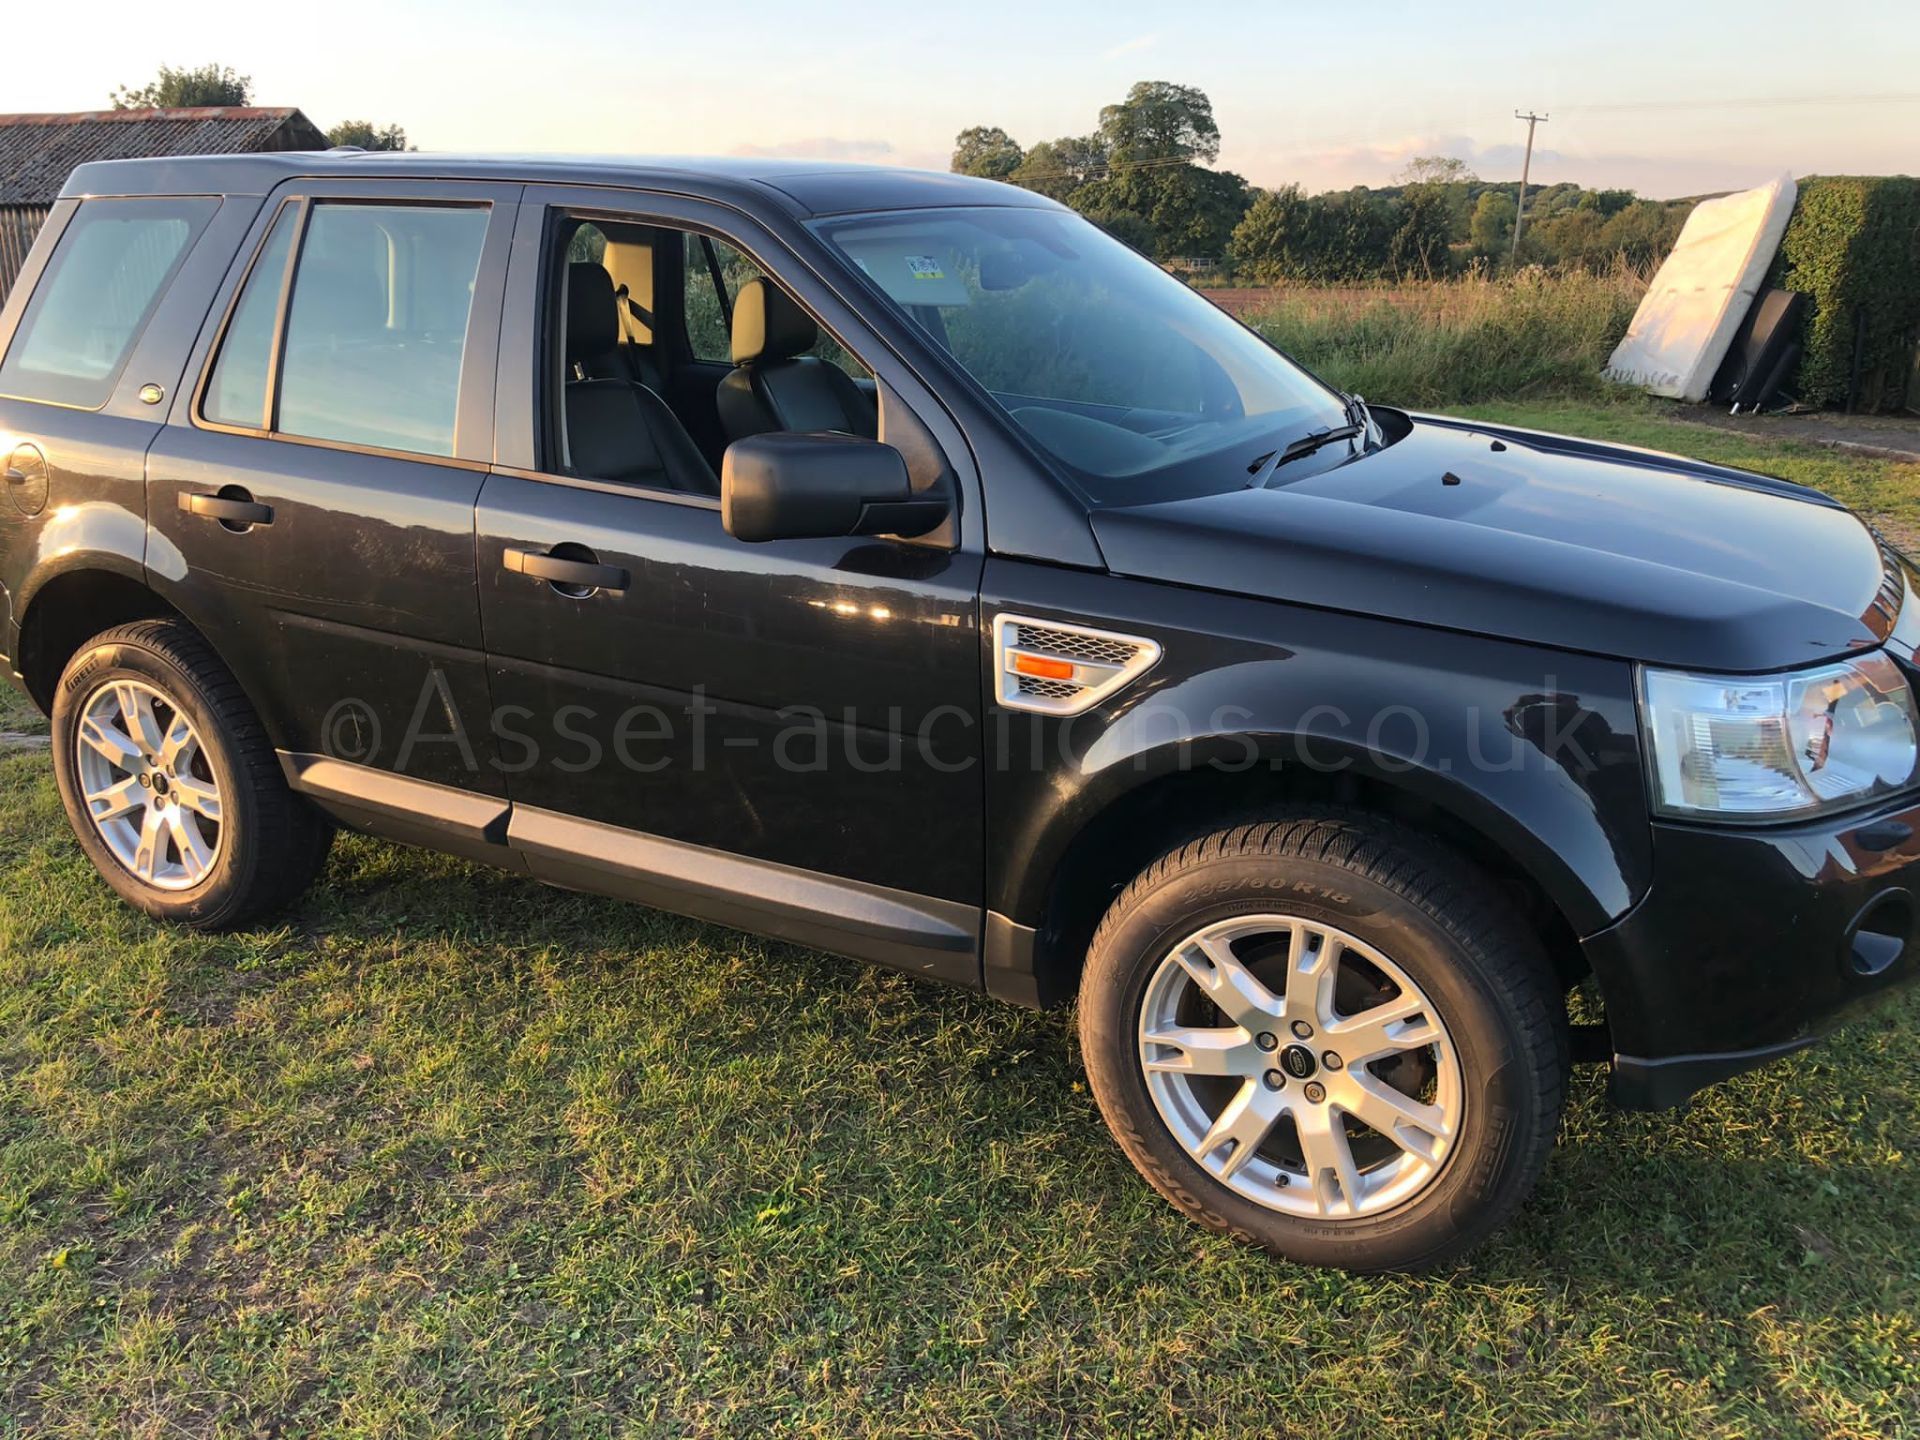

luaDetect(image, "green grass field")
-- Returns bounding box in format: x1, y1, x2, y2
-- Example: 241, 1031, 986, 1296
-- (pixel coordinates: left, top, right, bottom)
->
3, 404, 1919, 1438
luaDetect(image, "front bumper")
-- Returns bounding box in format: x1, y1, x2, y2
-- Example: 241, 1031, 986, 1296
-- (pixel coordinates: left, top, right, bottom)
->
1585, 792, 1920, 1109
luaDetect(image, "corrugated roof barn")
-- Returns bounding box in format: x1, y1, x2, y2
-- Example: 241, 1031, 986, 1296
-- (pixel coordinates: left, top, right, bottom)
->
0, 106, 327, 298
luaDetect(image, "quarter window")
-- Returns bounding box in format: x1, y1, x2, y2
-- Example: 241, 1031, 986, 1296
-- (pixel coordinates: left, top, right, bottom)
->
0, 197, 213, 408
202, 203, 298, 429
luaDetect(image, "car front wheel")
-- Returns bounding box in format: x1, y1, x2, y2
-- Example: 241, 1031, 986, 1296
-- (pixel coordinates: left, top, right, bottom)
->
1080, 813, 1568, 1272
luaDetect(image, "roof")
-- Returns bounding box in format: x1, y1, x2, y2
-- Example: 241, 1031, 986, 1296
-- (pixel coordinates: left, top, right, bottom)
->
0, 107, 328, 206
51, 149, 1065, 221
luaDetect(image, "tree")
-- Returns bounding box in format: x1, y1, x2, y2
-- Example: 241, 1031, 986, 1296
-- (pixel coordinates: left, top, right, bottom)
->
1387, 186, 1455, 279
1097, 81, 1220, 166
1395, 155, 1476, 188
950, 126, 1023, 179
1072, 164, 1247, 261
1075, 206, 1155, 252
1229, 185, 1317, 283
1009, 134, 1108, 201
1599, 200, 1685, 268
327, 120, 411, 152
1469, 190, 1513, 257
111, 63, 251, 109
1396, 155, 1478, 243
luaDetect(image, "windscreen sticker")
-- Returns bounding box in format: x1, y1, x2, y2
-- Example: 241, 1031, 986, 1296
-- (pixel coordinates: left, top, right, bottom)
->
905, 254, 946, 281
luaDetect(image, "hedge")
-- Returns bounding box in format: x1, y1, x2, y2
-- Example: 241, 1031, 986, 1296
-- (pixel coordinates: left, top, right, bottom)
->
1772, 175, 1920, 410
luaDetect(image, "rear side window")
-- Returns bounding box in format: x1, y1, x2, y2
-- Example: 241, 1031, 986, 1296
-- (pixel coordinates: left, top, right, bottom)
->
0, 197, 214, 408
200, 201, 489, 458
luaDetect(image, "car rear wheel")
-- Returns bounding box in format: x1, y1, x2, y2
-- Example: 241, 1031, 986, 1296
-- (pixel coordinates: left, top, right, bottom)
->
51, 620, 332, 930
1080, 812, 1567, 1272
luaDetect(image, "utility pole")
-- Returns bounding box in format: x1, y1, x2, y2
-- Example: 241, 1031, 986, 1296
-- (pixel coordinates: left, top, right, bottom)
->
1511, 110, 1548, 260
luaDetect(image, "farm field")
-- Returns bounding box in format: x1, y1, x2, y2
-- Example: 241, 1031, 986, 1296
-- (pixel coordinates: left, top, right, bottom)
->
2, 397, 1918, 1437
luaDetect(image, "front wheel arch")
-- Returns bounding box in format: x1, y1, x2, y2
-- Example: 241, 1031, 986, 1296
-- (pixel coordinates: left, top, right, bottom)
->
1014, 743, 1596, 1013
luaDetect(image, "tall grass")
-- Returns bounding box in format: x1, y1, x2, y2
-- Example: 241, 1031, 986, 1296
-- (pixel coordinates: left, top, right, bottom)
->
1238, 266, 1647, 409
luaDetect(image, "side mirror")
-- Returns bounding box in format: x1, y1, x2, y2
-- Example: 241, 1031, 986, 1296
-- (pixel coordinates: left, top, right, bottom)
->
721, 433, 949, 544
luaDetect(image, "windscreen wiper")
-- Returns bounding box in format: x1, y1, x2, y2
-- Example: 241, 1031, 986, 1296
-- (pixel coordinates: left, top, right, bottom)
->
1343, 392, 1380, 448
1245, 423, 1364, 488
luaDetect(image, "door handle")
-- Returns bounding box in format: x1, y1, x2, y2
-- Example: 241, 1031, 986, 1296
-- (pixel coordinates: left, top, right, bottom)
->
3, 468, 24, 485
502, 547, 628, 594
180, 491, 274, 527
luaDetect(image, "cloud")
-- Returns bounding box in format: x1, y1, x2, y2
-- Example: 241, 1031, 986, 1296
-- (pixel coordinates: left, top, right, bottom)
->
729, 137, 896, 162
1100, 33, 1160, 61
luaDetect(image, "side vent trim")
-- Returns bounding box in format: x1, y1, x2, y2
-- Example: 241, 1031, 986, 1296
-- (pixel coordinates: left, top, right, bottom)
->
992, 613, 1162, 716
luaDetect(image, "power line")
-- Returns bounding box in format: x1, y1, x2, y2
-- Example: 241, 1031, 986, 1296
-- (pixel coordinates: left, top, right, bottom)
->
991, 153, 1206, 185
1558, 90, 1920, 113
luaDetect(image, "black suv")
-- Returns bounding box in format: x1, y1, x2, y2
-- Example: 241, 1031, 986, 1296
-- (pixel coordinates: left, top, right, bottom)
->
2, 153, 1914, 1272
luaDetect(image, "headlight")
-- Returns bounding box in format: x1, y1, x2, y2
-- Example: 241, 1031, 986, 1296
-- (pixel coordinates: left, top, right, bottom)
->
1640, 653, 1920, 820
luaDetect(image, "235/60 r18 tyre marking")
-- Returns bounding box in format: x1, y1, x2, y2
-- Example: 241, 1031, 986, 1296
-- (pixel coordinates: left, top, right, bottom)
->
72, 677, 223, 891
1138, 914, 1463, 1220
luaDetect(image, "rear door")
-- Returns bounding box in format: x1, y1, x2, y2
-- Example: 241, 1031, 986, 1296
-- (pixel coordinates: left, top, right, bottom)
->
147, 180, 519, 814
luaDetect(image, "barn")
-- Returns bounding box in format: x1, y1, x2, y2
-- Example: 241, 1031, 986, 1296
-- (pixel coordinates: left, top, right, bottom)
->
0, 106, 327, 299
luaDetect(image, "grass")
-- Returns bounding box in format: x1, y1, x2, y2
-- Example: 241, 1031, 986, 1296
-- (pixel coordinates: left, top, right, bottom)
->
0, 684, 45, 737
4, 412, 1920, 1437
1241, 268, 1648, 408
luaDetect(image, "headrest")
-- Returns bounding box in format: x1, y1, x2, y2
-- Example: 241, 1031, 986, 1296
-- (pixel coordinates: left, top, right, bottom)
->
731, 277, 817, 364
565, 262, 619, 360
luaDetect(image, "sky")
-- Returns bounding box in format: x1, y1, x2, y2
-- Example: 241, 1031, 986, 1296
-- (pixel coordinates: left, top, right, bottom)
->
9, 1, 1919, 199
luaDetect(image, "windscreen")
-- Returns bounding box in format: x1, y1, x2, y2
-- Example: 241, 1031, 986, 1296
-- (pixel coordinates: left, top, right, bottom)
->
813, 206, 1348, 504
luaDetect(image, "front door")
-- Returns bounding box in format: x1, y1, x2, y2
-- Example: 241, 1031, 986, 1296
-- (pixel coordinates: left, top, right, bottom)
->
475, 188, 987, 981
146, 180, 519, 817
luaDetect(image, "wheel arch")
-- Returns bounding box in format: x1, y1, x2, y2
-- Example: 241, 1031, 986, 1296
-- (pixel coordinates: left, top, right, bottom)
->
17, 563, 189, 712
995, 733, 1618, 1014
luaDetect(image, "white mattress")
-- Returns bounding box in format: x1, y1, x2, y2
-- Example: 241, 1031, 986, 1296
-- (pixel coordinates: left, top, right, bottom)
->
1605, 174, 1797, 402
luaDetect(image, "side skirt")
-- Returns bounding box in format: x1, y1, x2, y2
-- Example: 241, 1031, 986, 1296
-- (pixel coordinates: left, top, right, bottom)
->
278, 751, 982, 988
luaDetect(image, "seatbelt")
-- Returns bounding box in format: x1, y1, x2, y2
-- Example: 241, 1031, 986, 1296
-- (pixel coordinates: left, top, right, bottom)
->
612, 283, 657, 387
697, 235, 733, 333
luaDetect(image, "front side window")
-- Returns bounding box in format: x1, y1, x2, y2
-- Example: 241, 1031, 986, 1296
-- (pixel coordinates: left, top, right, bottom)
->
813, 206, 1348, 503
0, 197, 213, 408
202, 201, 489, 458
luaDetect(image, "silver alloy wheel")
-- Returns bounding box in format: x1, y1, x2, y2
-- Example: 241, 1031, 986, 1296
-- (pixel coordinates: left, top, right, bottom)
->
1138, 915, 1463, 1220
73, 679, 223, 891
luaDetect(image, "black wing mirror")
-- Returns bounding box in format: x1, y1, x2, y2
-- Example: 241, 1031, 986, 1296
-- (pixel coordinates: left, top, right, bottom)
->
720, 433, 949, 544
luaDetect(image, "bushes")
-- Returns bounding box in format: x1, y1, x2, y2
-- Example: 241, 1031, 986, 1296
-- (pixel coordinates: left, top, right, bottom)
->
1774, 176, 1920, 410
1240, 268, 1645, 408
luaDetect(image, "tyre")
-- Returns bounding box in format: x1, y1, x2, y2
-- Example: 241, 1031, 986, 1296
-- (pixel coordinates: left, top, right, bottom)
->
50, 619, 332, 930
1080, 812, 1567, 1272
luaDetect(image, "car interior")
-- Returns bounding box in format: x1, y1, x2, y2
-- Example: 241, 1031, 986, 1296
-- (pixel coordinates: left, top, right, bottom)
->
545, 216, 876, 495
